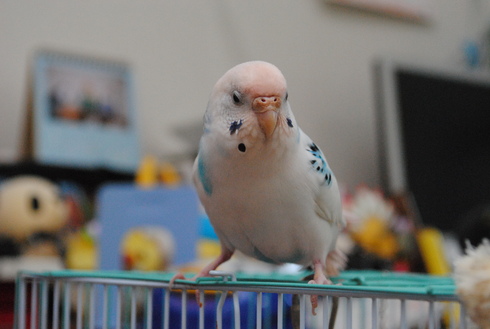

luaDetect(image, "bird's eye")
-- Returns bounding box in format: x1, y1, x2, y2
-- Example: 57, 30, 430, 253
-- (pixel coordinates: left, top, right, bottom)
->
285, 92, 288, 101
232, 91, 242, 105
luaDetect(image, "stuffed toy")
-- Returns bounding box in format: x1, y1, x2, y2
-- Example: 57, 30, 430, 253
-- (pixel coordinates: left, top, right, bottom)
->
0, 176, 68, 257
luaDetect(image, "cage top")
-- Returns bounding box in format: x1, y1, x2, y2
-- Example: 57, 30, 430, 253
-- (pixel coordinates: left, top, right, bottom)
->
17, 270, 457, 300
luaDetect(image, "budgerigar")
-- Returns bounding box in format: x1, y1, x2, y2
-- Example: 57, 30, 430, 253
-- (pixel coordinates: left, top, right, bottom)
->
174, 61, 345, 310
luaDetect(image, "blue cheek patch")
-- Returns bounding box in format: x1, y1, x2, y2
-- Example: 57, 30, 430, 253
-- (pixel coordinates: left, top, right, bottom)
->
198, 154, 213, 195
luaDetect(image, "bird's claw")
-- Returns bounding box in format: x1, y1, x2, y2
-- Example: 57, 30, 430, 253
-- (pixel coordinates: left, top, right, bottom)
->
169, 272, 186, 290
169, 272, 206, 306
309, 294, 319, 316
308, 276, 333, 316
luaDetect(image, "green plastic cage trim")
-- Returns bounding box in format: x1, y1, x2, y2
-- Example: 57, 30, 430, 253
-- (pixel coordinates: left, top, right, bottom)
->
17, 270, 457, 298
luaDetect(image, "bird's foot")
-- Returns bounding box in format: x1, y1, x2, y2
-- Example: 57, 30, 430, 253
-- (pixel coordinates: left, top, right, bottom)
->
169, 272, 207, 306
169, 272, 204, 303
308, 274, 332, 316
308, 260, 333, 316
169, 272, 187, 289
169, 248, 235, 306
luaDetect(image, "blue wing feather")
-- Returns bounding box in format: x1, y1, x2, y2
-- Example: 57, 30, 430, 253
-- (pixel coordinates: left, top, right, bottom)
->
300, 129, 343, 227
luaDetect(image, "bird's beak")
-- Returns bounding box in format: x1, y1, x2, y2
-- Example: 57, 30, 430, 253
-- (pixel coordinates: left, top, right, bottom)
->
252, 96, 281, 138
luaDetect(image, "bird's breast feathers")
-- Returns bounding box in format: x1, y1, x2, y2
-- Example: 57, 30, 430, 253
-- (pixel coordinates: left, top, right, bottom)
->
193, 128, 342, 265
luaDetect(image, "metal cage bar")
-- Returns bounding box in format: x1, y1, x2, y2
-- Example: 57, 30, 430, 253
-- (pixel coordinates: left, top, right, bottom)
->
29, 278, 37, 329
278, 293, 284, 329
181, 288, 187, 329
15, 270, 467, 329
300, 293, 306, 329
198, 290, 205, 329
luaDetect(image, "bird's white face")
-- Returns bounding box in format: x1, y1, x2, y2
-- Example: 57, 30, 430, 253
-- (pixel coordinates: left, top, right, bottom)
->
205, 61, 297, 155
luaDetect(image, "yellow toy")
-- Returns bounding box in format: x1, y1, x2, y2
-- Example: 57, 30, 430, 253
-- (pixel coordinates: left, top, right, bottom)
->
65, 230, 98, 270
135, 156, 182, 188
159, 162, 181, 187
135, 155, 159, 188
121, 226, 175, 271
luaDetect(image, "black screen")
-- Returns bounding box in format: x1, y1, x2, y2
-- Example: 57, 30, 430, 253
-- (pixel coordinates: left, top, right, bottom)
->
396, 69, 490, 234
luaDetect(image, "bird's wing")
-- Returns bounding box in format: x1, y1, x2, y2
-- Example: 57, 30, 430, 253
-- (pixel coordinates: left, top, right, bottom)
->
300, 129, 344, 227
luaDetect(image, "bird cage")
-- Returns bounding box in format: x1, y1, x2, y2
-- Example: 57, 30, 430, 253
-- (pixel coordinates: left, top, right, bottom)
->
14, 269, 468, 329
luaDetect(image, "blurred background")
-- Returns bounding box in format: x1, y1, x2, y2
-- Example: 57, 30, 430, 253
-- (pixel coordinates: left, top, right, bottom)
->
2, 1, 490, 327
1, 0, 489, 187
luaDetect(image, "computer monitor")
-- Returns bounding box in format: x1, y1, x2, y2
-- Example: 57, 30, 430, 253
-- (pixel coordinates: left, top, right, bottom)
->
374, 59, 490, 238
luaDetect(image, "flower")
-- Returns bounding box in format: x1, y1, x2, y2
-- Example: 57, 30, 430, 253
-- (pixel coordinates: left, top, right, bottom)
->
344, 186, 399, 260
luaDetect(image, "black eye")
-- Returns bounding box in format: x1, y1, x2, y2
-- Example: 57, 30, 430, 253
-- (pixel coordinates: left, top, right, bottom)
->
285, 92, 288, 101
238, 143, 246, 152
31, 196, 40, 211
232, 91, 242, 105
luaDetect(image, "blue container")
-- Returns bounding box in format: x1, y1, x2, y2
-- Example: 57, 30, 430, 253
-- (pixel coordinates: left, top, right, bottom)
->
152, 289, 294, 329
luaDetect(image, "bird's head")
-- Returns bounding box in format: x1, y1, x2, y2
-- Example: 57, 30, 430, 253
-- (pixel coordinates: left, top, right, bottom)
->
205, 61, 297, 154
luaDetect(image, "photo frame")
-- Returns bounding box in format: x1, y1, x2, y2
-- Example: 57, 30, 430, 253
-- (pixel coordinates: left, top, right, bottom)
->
25, 50, 140, 173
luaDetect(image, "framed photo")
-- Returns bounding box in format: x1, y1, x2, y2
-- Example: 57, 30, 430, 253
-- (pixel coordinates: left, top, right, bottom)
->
28, 50, 140, 173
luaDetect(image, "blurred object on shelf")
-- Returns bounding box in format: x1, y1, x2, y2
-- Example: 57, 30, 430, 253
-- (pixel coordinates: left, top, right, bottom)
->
454, 239, 490, 329
121, 226, 175, 271
395, 191, 451, 275
135, 155, 159, 188
97, 183, 199, 271
342, 186, 436, 273
23, 50, 140, 173
59, 181, 94, 230
0, 176, 68, 258
417, 227, 450, 275
344, 186, 399, 261
463, 39, 483, 69
66, 229, 98, 270
136, 156, 183, 188
159, 162, 181, 187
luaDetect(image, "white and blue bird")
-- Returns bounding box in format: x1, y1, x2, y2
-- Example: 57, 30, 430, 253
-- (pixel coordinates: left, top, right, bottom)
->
176, 61, 345, 309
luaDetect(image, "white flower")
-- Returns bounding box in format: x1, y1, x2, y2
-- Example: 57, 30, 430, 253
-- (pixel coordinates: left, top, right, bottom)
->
345, 186, 394, 232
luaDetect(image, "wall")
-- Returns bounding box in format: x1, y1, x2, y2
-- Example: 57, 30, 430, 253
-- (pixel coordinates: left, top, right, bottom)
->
1, 0, 489, 188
